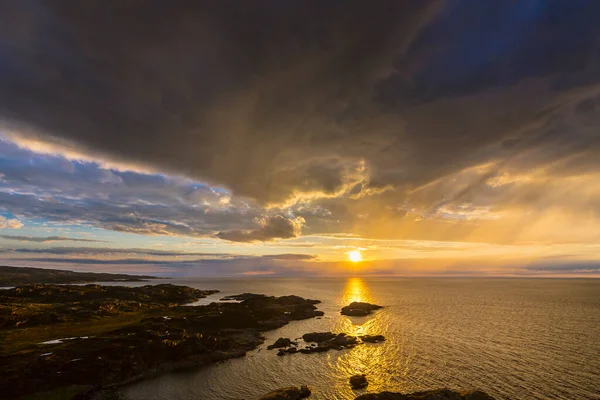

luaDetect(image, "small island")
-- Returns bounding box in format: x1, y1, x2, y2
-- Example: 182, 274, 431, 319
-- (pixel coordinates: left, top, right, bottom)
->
0, 265, 160, 286
341, 302, 383, 316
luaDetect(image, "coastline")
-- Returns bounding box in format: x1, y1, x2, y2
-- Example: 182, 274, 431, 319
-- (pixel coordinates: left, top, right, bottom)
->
0, 284, 324, 399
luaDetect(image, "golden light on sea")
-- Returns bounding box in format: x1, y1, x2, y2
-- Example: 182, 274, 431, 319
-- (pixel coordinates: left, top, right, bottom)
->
348, 250, 362, 263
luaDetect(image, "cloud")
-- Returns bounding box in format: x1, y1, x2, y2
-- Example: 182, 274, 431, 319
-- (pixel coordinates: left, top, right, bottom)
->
11, 247, 227, 257
0, 216, 23, 229
262, 254, 316, 261
1, 1, 600, 252
217, 215, 305, 242
0, 235, 105, 243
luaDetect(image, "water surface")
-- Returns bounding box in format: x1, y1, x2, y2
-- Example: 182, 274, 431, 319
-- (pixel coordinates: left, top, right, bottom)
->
121, 278, 600, 400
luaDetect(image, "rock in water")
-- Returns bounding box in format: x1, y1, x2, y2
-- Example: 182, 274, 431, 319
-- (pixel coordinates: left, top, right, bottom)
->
341, 302, 383, 316
299, 386, 311, 397
302, 332, 336, 342
350, 374, 368, 389
354, 389, 495, 399
259, 386, 311, 399
267, 337, 293, 349
360, 334, 385, 343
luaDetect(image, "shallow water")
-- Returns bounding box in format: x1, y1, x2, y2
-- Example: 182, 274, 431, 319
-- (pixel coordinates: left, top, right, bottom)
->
121, 278, 600, 400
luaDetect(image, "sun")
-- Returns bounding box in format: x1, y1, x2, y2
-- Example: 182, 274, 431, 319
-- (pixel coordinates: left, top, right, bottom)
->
348, 250, 362, 263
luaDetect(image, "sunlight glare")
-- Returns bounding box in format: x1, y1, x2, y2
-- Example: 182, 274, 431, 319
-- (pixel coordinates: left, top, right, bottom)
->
348, 250, 362, 263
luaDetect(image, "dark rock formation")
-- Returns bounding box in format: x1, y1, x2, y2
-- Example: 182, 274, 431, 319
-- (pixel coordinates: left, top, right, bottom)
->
274, 332, 381, 355
220, 293, 267, 301
259, 385, 312, 400
341, 302, 383, 316
354, 389, 494, 399
0, 288, 323, 399
350, 374, 368, 389
257, 387, 493, 400
360, 335, 385, 343
302, 332, 336, 342
268, 337, 294, 349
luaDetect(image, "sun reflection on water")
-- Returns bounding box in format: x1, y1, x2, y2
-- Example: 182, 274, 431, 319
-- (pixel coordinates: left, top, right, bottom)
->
342, 277, 374, 305
332, 278, 394, 396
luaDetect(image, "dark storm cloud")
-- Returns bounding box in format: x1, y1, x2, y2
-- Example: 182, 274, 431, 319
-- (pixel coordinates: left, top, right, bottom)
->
2, 1, 600, 244
0, 235, 106, 243
0, 0, 444, 204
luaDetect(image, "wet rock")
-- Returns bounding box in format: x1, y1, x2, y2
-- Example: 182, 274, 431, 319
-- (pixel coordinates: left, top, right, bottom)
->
312, 344, 330, 353
267, 337, 293, 349
259, 386, 312, 399
341, 302, 383, 316
350, 374, 368, 389
299, 385, 311, 397
331, 333, 359, 346
354, 389, 495, 399
302, 332, 336, 342
360, 335, 385, 343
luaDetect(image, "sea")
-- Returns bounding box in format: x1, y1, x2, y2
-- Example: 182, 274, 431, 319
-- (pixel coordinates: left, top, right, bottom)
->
113, 278, 600, 400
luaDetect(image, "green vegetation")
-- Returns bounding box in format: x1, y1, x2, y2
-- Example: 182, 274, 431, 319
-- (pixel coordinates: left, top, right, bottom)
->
0, 284, 323, 399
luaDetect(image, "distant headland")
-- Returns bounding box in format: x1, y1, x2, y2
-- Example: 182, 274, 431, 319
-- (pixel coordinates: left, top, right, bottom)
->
0, 265, 160, 286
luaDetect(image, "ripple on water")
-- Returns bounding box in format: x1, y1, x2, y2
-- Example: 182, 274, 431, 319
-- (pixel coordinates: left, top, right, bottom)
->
122, 278, 600, 400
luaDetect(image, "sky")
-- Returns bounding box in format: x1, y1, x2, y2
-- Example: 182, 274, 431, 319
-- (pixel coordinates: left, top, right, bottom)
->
1, 1, 600, 277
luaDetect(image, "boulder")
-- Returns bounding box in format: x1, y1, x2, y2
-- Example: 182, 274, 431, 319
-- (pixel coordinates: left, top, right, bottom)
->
331, 333, 358, 346
259, 386, 311, 400
360, 335, 385, 343
299, 386, 311, 397
349, 374, 368, 389
302, 332, 336, 342
267, 337, 293, 349
341, 302, 383, 316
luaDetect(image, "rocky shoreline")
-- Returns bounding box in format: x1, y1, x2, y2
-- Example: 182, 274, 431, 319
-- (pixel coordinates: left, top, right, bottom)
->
1, 285, 495, 400
0, 284, 323, 399
257, 386, 494, 400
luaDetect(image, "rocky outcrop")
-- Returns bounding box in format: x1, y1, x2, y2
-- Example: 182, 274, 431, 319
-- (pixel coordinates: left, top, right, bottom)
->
267, 337, 295, 349
260, 385, 311, 400
354, 389, 494, 399
0, 289, 324, 399
302, 332, 336, 342
350, 374, 368, 389
221, 293, 267, 301
273, 332, 383, 356
341, 302, 383, 316
257, 387, 494, 400
359, 335, 385, 343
